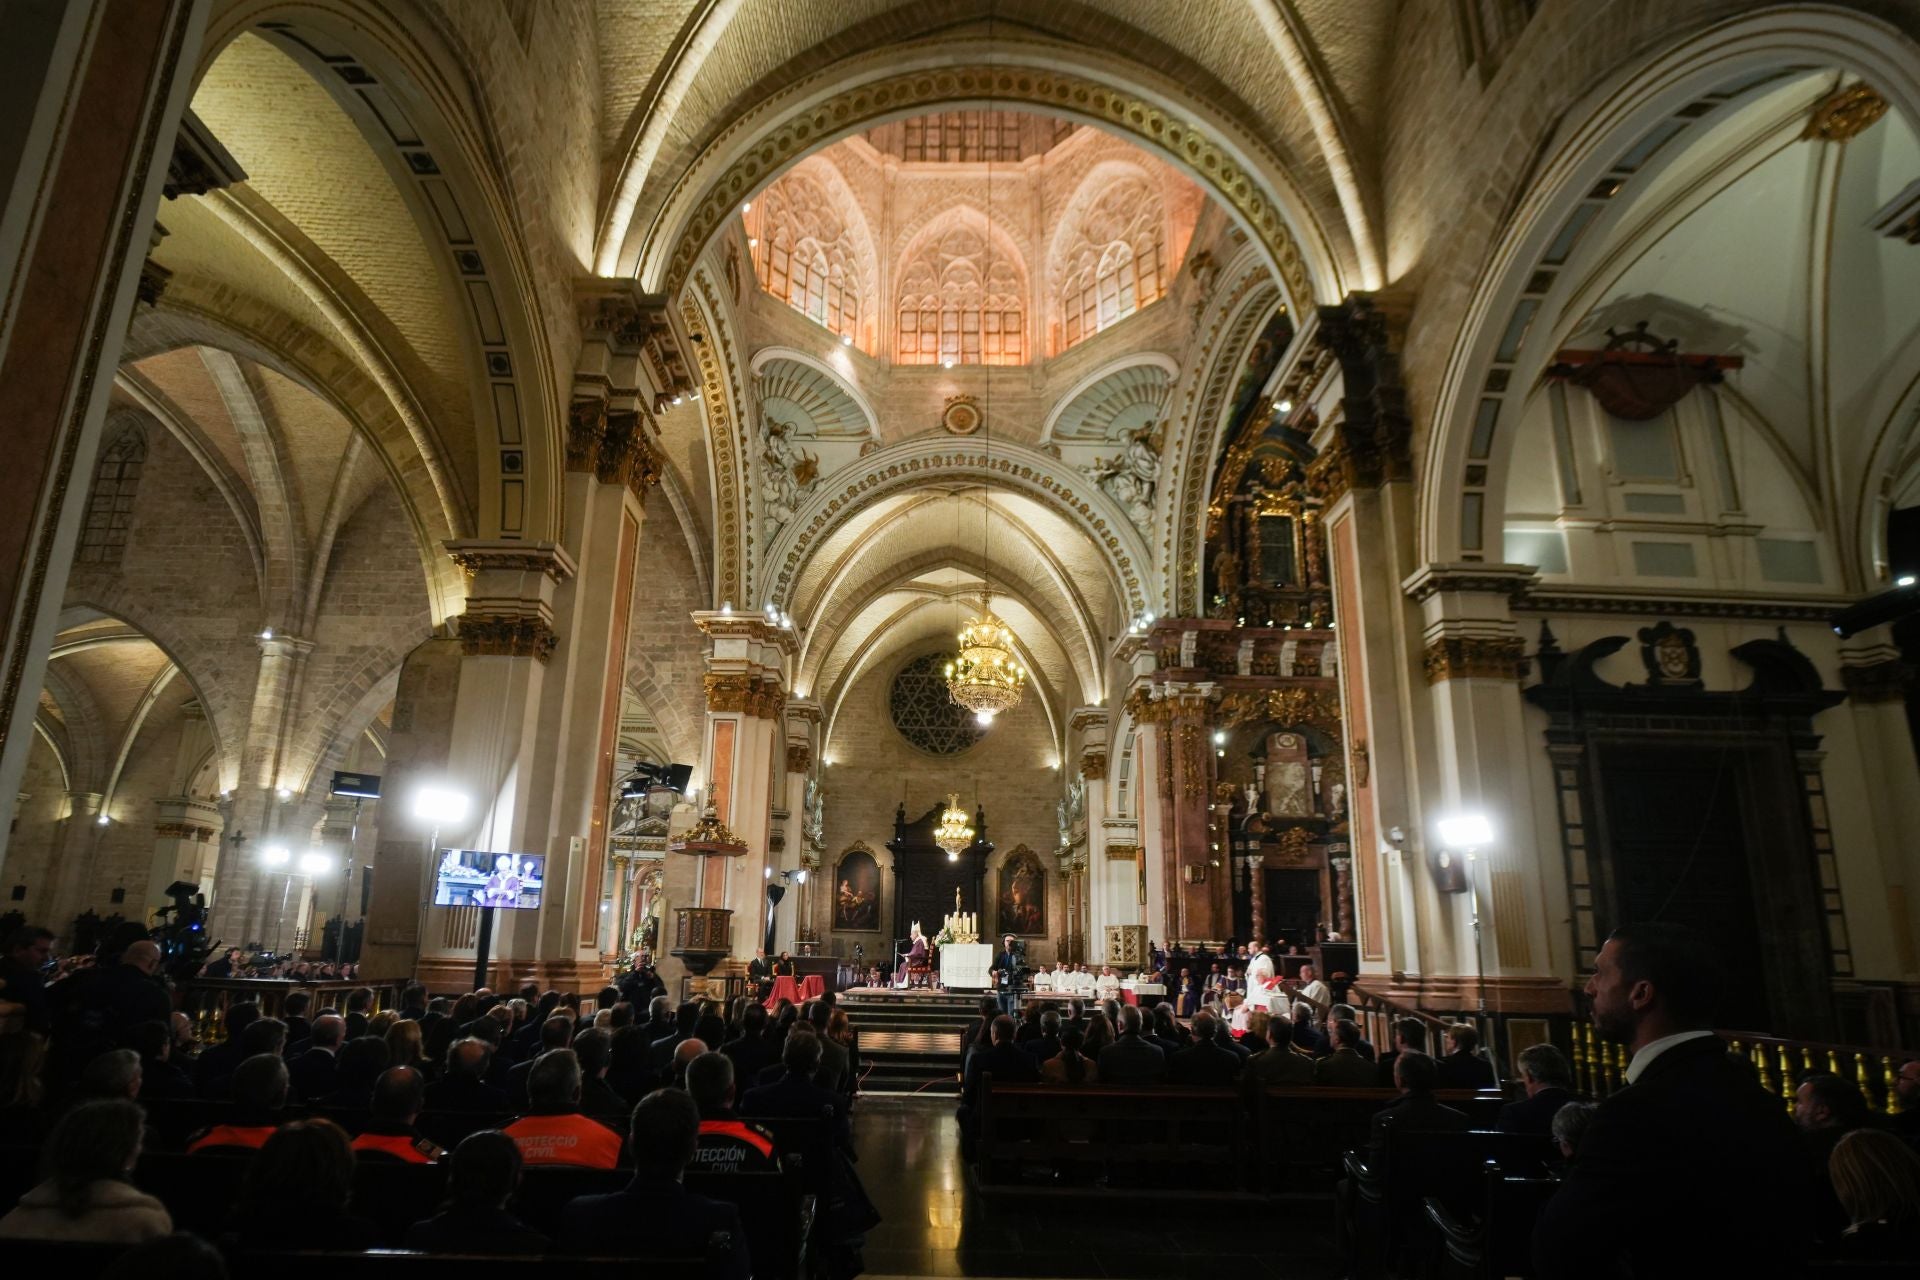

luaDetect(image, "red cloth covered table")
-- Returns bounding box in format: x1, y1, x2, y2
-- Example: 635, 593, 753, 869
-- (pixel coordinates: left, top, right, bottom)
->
762, 974, 824, 1008
1120, 989, 1139, 1006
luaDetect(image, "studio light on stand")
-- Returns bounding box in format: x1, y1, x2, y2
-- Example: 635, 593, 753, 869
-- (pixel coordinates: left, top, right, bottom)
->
1436, 811, 1498, 1087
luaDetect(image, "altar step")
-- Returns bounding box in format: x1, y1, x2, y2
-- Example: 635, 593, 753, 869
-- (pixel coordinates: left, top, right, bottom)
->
840, 992, 983, 1095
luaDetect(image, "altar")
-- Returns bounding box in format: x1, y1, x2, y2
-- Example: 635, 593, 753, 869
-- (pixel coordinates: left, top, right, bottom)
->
940, 943, 993, 990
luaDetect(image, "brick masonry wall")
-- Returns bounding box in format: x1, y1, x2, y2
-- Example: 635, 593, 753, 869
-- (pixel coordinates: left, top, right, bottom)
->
816, 644, 1067, 967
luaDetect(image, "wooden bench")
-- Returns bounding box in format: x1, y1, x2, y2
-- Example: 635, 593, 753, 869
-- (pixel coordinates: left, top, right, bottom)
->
974, 1079, 1256, 1199
1254, 1086, 1506, 1192
1424, 1163, 1560, 1280
1346, 1127, 1556, 1277
0, 1240, 713, 1279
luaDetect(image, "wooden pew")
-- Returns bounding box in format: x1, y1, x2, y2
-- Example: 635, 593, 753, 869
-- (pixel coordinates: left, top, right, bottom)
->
1424, 1162, 1561, 1280
974, 1079, 1257, 1199
1254, 1086, 1506, 1193
1346, 1127, 1556, 1277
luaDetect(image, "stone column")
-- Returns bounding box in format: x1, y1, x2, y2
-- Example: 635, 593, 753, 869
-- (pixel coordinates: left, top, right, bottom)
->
1839, 642, 1920, 976
146, 800, 220, 921
1159, 679, 1220, 941
1406, 563, 1559, 1007
692, 611, 795, 956
1310, 293, 1421, 981
782, 699, 821, 952
46, 791, 105, 942
211, 633, 313, 946
0, 0, 209, 850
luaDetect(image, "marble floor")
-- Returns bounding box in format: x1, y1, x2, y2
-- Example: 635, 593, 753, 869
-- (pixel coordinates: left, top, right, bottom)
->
852, 1096, 1345, 1279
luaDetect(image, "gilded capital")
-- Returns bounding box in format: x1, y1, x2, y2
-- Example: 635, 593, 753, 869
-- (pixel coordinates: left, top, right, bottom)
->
1422, 635, 1528, 684
1080, 750, 1108, 781
457, 613, 559, 663
1803, 83, 1888, 143
1840, 658, 1912, 704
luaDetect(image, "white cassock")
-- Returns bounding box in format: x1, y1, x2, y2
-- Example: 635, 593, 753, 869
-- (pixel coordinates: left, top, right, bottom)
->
1245, 952, 1281, 1015
1051, 966, 1070, 991
1297, 978, 1331, 1011
1094, 971, 1120, 1000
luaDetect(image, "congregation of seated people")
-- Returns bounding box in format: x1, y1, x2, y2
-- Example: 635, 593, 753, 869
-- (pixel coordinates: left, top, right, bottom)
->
0, 923, 876, 1278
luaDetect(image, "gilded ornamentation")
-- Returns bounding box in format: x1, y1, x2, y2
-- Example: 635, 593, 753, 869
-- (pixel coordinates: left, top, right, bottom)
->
1105, 843, 1139, 861
1079, 750, 1108, 781
458, 614, 559, 663
703, 673, 786, 719
1276, 826, 1315, 864
1216, 688, 1343, 733
1803, 83, 1888, 142
942, 395, 982, 435
1422, 636, 1528, 684
446, 545, 574, 583
153, 821, 214, 842
786, 742, 813, 772
1840, 659, 1912, 704
1179, 723, 1206, 800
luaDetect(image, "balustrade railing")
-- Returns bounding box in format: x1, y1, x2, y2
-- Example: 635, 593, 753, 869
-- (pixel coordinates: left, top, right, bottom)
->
1572, 1021, 1919, 1113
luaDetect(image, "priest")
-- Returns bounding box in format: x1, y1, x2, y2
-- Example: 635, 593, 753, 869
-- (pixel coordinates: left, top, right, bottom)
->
1245, 942, 1282, 1016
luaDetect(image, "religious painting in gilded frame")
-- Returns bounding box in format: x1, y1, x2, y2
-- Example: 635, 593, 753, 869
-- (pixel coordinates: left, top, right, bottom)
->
996, 847, 1047, 937
832, 846, 881, 932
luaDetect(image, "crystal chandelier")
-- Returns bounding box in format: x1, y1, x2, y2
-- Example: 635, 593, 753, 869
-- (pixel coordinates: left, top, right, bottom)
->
944, 603, 1026, 723
934, 792, 975, 859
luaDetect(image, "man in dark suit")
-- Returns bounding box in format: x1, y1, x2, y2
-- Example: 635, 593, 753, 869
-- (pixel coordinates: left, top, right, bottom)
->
1147, 1004, 1187, 1057
287, 1013, 344, 1101
1314, 1020, 1378, 1086
1374, 1016, 1427, 1087
958, 995, 999, 1077
1169, 1011, 1241, 1085
1327, 1004, 1376, 1060
1888, 1059, 1920, 1147
993, 936, 1022, 1016
1021, 1009, 1063, 1066
961, 1014, 1041, 1103
1434, 1022, 1498, 1090
1243, 1017, 1315, 1092
280, 990, 313, 1054
1532, 923, 1811, 1277
1498, 1043, 1574, 1135
426, 1037, 511, 1112
508, 1014, 574, 1108
741, 1027, 853, 1152
561, 1088, 751, 1277
1098, 1005, 1168, 1085
747, 949, 773, 1001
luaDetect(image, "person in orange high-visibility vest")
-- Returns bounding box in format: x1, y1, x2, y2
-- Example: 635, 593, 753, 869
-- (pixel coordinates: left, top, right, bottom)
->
351, 1066, 445, 1164
187, 1052, 289, 1154
501, 1049, 622, 1169
686, 1050, 781, 1177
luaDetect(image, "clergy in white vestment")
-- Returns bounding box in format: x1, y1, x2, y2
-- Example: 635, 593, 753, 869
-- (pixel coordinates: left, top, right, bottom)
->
1293, 963, 1331, 1013
1094, 966, 1120, 1000
1244, 944, 1282, 1015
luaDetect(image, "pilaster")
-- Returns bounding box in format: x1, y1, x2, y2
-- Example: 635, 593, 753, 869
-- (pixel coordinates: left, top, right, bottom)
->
1838, 636, 1920, 973
693, 611, 796, 961
45, 791, 104, 942
208, 632, 313, 944
1403, 562, 1554, 984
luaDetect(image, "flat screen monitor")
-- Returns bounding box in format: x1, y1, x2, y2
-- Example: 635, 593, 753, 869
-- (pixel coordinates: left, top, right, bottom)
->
433, 849, 544, 910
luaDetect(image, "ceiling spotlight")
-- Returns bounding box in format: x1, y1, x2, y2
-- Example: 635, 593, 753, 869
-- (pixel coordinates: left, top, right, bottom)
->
741, 202, 751, 213
260, 845, 291, 868
95, 813, 110, 827
748, 237, 758, 248
673, 395, 684, 405
1900, 575, 1917, 588
795, 868, 808, 885
942, 359, 955, 369
841, 334, 853, 346
275, 788, 292, 801
1274, 398, 1294, 415
721, 601, 733, 615
259, 627, 274, 640
1213, 731, 1226, 746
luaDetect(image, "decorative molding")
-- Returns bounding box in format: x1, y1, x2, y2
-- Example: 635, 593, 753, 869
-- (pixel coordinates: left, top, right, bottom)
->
1105, 843, 1139, 861
457, 614, 559, 663
1402, 562, 1538, 604
786, 742, 813, 772
164, 110, 246, 200
153, 821, 214, 842
567, 400, 664, 498
1422, 636, 1528, 684
1511, 591, 1850, 622
660, 65, 1314, 308
1079, 750, 1108, 780
1216, 687, 1344, 733
445, 541, 575, 583
683, 280, 747, 607
1316, 294, 1412, 490
1840, 659, 1913, 704
1802, 82, 1888, 142
704, 673, 785, 719
941, 394, 982, 436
